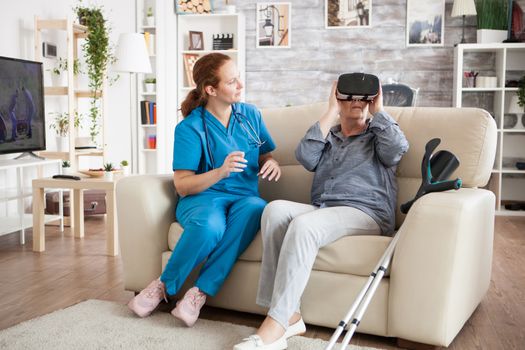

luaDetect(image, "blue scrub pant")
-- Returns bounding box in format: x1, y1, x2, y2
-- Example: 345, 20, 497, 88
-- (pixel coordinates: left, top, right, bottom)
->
160, 192, 266, 297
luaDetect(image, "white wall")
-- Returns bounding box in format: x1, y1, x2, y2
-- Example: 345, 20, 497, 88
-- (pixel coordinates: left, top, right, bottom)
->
0, 0, 135, 166
0, 0, 135, 214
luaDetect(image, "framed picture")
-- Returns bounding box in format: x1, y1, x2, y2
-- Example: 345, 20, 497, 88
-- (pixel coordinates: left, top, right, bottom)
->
189, 31, 204, 50
406, 0, 444, 47
183, 53, 200, 87
175, 0, 213, 14
325, 0, 372, 29
256, 2, 291, 48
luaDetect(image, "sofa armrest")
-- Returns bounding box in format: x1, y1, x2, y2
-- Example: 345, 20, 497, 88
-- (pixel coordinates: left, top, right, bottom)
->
388, 188, 495, 346
116, 175, 177, 292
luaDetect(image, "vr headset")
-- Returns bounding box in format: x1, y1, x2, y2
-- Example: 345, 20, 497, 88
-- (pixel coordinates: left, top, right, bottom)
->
336, 73, 379, 101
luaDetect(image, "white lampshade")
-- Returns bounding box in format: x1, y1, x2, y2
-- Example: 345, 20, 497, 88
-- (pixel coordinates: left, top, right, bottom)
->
451, 0, 477, 17
112, 33, 152, 73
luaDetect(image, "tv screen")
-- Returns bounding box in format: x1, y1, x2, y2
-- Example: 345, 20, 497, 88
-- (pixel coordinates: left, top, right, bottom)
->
0, 56, 46, 155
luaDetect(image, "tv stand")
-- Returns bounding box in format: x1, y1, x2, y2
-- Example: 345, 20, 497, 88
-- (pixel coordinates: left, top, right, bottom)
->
0, 158, 63, 244
14, 151, 45, 161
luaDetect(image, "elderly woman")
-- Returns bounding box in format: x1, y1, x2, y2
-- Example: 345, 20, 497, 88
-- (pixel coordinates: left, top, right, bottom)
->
235, 79, 409, 350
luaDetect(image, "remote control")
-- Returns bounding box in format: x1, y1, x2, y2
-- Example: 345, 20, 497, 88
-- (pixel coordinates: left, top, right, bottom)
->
53, 174, 81, 180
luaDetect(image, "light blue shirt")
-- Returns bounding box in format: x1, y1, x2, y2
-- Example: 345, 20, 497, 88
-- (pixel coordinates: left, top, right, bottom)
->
173, 102, 276, 197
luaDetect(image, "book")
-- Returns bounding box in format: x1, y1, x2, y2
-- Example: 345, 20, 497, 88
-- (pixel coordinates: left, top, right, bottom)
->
140, 101, 147, 125
153, 103, 157, 124
149, 101, 154, 124
145, 101, 150, 124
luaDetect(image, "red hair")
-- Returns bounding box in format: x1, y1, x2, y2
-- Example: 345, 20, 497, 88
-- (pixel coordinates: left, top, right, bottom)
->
180, 53, 232, 118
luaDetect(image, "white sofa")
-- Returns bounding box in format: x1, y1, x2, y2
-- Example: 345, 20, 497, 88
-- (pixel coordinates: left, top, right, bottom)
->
116, 103, 497, 347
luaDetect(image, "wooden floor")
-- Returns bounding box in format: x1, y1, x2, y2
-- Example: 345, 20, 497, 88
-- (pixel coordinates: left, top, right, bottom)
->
0, 216, 524, 349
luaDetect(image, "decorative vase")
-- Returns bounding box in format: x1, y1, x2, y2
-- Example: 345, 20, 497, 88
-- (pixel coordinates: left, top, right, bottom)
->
146, 16, 155, 26
103, 171, 113, 181
56, 136, 68, 152
476, 29, 507, 44
503, 114, 518, 129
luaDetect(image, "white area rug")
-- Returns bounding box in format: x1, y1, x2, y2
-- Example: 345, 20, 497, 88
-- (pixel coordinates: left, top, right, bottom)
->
0, 300, 379, 350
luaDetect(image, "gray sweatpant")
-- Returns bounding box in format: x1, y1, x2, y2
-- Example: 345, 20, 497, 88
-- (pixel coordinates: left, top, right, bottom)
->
256, 200, 381, 329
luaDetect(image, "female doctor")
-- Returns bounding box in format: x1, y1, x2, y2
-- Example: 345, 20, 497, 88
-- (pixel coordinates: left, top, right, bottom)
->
128, 53, 281, 327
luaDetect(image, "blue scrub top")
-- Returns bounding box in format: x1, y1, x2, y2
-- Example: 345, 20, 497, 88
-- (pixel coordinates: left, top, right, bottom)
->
172, 103, 276, 197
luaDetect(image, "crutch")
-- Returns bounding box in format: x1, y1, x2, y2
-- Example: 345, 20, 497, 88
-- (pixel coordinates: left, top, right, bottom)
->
325, 138, 462, 350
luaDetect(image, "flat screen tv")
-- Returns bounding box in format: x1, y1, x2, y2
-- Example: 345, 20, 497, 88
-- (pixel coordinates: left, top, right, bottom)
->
0, 56, 46, 156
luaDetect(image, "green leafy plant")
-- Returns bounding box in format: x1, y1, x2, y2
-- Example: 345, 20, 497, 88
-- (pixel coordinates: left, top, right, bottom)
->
144, 78, 156, 84
475, 0, 508, 30
120, 160, 129, 167
518, 76, 525, 110
49, 111, 83, 137
103, 162, 114, 172
146, 7, 154, 17
47, 57, 82, 76
73, 1, 116, 143
62, 160, 71, 168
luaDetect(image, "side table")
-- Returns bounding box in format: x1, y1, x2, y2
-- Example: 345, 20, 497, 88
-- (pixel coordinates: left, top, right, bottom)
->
32, 176, 120, 256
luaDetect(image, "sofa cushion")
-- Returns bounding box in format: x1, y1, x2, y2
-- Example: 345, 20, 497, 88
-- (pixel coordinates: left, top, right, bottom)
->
168, 222, 392, 277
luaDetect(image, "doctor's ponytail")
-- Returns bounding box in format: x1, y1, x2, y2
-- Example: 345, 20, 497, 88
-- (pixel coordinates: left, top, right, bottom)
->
180, 53, 232, 118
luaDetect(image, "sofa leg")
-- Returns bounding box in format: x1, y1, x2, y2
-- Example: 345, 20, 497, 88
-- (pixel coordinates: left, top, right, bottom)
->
397, 338, 439, 350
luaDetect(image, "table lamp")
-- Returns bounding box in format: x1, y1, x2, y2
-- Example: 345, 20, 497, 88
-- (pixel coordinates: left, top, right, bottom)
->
451, 0, 477, 44
113, 33, 152, 174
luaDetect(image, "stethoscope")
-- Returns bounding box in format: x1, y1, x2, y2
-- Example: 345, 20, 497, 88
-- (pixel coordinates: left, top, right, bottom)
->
202, 104, 266, 169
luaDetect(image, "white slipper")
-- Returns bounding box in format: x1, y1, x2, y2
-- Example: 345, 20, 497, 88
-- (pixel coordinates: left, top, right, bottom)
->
284, 318, 306, 338
233, 334, 287, 350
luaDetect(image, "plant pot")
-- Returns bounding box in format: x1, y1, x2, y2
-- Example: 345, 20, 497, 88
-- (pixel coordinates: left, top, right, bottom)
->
62, 167, 73, 175
122, 166, 130, 176
51, 73, 65, 87
56, 136, 69, 152
103, 171, 114, 181
476, 29, 507, 44
225, 5, 236, 14
144, 83, 155, 93
146, 16, 155, 26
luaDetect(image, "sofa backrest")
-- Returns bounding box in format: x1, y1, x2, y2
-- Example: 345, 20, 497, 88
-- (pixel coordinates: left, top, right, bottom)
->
259, 103, 497, 228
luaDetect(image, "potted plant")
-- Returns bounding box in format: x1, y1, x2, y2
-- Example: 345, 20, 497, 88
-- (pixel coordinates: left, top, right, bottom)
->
103, 162, 114, 181
144, 77, 156, 93
146, 7, 155, 26
518, 75, 525, 111
47, 57, 81, 87
475, 0, 509, 43
120, 160, 130, 176
49, 111, 82, 152
224, 0, 236, 14
73, 2, 115, 144
62, 160, 72, 175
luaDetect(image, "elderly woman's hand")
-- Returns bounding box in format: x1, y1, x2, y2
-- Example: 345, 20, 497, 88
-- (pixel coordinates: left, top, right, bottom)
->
369, 84, 384, 115
328, 81, 341, 119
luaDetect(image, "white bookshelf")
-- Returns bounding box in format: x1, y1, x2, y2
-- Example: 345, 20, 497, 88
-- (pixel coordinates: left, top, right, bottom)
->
453, 43, 525, 216
134, 0, 177, 174
176, 13, 246, 122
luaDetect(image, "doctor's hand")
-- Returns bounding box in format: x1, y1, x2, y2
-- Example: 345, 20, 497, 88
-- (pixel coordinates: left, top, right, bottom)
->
219, 151, 247, 179
258, 158, 281, 181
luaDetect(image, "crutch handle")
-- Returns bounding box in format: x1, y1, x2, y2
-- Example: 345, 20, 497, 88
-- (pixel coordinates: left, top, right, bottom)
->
400, 178, 461, 214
